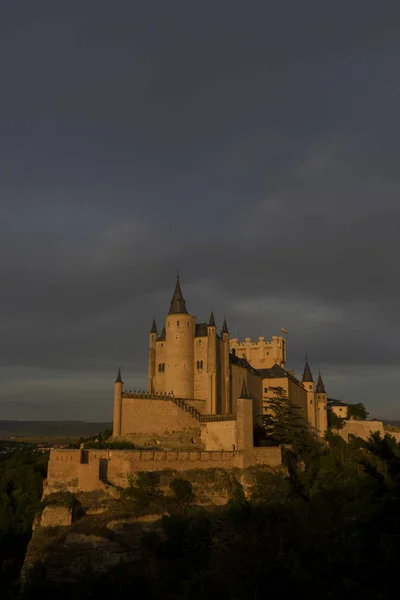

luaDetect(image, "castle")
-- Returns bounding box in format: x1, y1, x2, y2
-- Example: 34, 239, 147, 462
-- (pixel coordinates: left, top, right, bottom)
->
45, 276, 330, 494
113, 276, 328, 442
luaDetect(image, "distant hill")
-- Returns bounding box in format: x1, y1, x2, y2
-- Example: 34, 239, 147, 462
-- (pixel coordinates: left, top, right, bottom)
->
0, 420, 112, 438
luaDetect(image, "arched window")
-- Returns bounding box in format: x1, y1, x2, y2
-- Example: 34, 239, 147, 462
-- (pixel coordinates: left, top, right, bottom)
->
187, 321, 190, 327
162, 363, 165, 372
200, 360, 203, 368
177, 320, 180, 327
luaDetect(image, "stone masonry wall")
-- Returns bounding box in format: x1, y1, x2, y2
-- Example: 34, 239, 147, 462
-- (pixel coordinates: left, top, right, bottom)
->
200, 420, 237, 451
339, 420, 385, 441
120, 397, 199, 436
46, 447, 283, 493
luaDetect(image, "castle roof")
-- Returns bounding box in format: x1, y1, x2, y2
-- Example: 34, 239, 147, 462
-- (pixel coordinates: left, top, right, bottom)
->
115, 367, 123, 383
302, 360, 313, 383
157, 326, 166, 341
168, 276, 188, 315
316, 372, 326, 394
208, 311, 216, 327
150, 318, 157, 334
195, 322, 208, 337
257, 364, 302, 386
240, 380, 250, 399
221, 318, 229, 335
327, 398, 348, 407
229, 352, 260, 377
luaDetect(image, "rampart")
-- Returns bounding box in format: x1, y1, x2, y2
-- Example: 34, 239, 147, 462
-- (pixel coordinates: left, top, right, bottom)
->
46, 446, 283, 493
339, 420, 385, 441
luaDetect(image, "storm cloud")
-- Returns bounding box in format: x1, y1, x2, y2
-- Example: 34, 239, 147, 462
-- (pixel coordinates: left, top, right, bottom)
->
1, 1, 400, 420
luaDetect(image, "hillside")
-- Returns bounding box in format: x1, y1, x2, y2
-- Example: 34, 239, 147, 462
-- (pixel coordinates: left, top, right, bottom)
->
0, 420, 112, 439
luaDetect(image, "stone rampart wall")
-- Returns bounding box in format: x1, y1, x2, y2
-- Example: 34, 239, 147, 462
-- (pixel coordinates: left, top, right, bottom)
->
200, 420, 237, 450
339, 420, 385, 441
120, 397, 199, 436
46, 447, 283, 492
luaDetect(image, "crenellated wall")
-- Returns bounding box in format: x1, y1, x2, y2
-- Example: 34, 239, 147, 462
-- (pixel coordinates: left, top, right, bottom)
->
46, 446, 284, 493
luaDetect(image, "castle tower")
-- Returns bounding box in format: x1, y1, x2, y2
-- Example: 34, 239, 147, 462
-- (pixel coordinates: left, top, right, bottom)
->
236, 380, 253, 452
220, 318, 230, 413
302, 359, 316, 433
113, 367, 123, 437
165, 276, 195, 398
316, 371, 328, 438
207, 311, 217, 413
147, 318, 157, 394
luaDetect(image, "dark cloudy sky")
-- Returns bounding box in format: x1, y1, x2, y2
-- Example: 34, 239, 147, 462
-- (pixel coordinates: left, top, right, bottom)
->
1, 1, 400, 421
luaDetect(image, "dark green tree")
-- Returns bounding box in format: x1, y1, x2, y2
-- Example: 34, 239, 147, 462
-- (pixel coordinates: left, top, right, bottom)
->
347, 402, 369, 420
262, 386, 308, 446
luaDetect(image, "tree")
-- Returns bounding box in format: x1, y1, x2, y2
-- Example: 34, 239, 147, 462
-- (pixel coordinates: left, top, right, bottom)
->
347, 402, 369, 421
262, 386, 308, 446
327, 410, 346, 431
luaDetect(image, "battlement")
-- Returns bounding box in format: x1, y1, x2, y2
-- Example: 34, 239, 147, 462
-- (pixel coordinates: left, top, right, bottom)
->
46, 446, 283, 493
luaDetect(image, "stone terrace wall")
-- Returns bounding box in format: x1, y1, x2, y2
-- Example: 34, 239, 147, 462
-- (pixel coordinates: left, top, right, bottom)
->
46, 447, 283, 493
339, 420, 385, 441
201, 420, 237, 451
120, 397, 200, 436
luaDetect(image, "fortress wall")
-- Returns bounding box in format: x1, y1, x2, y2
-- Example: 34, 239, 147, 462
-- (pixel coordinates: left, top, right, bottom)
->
387, 431, 400, 442
46, 450, 81, 493
120, 397, 199, 436
339, 420, 385, 441
248, 446, 283, 467
46, 448, 284, 492
200, 420, 237, 451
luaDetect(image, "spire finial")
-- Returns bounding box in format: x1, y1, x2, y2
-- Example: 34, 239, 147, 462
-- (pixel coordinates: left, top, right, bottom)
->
302, 357, 313, 383
240, 379, 250, 399
221, 317, 229, 335
168, 274, 188, 315
115, 367, 123, 383
150, 317, 157, 334
316, 370, 326, 394
208, 310, 216, 327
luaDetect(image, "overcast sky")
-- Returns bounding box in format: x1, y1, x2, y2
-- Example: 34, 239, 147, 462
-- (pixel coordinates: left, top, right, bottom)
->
1, 1, 399, 421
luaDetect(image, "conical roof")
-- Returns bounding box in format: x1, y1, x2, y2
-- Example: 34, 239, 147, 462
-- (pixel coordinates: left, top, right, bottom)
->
168, 276, 188, 315
115, 367, 123, 383
302, 360, 313, 383
240, 380, 250, 399
208, 311, 216, 327
221, 318, 229, 335
316, 371, 326, 394
150, 318, 157, 334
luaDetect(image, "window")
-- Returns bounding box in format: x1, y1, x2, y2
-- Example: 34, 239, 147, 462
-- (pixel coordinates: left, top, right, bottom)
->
197, 360, 203, 369
310, 399, 313, 404
264, 387, 268, 393
187, 321, 190, 327
158, 363, 165, 372
177, 320, 180, 327
339, 408, 342, 412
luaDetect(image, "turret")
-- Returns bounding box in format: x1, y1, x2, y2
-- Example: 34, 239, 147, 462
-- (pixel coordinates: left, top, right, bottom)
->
316, 371, 328, 438
302, 358, 316, 433
165, 276, 195, 398
207, 310, 217, 413
236, 379, 253, 453
113, 368, 124, 437
220, 317, 230, 413
148, 318, 158, 393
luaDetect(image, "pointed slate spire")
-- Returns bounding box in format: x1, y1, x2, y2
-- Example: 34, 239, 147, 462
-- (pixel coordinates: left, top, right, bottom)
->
150, 317, 157, 334
168, 275, 188, 315
302, 359, 314, 383
316, 371, 326, 394
158, 325, 166, 341
115, 367, 123, 383
208, 310, 216, 327
221, 317, 229, 335
240, 379, 250, 399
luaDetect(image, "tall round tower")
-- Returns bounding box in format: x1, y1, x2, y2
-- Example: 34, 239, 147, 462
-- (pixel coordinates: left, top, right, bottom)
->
220, 317, 230, 413
302, 359, 316, 433
207, 311, 217, 413
165, 276, 195, 398
147, 318, 158, 394
316, 371, 328, 438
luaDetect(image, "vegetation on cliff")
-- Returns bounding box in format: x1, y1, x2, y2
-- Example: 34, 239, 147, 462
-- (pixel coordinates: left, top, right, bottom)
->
0, 442, 48, 599
20, 430, 400, 600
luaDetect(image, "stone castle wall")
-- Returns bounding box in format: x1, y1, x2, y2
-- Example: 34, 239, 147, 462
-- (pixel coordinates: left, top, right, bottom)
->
339, 420, 385, 441
46, 446, 283, 493
120, 396, 199, 436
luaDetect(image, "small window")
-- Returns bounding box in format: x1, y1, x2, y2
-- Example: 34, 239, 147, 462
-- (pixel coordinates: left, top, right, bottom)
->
309, 385, 312, 390
339, 408, 342, 412
162, 363, 165, 372
187, 321, 190, 327
310, 400, 313, 404
264, 387, 268, 393
177, 320, 180, 327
